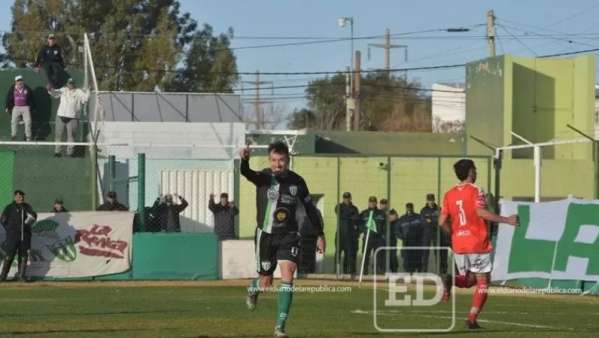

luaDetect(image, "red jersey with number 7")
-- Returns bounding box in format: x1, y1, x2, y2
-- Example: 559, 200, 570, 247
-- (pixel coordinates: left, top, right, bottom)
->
441, 183, 492, 254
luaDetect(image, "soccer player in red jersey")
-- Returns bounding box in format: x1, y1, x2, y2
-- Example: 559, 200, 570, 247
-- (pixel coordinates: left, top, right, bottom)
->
438, 159, 519, 329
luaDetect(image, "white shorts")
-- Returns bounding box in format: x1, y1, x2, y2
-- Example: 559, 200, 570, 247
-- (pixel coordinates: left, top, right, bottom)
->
454, 253, 492, 275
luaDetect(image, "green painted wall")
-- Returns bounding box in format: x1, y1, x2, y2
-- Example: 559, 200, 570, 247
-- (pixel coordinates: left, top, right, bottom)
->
466, 54, 595, 160
465, 56, 506, 156
316, 131, 465, 156
501, 159, 594, 200
0, 151, 15, 208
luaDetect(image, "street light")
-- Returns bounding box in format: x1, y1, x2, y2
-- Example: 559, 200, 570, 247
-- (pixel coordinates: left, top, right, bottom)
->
338, 16, 354, 80
338, 17, 354, 132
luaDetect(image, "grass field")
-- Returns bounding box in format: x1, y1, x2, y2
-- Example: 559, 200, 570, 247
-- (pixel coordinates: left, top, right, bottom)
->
0, 280, 597, 338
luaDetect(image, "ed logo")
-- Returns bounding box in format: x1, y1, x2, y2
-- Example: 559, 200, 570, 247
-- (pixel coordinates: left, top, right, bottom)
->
385, 273, 443, 306
373, 247, 455, 332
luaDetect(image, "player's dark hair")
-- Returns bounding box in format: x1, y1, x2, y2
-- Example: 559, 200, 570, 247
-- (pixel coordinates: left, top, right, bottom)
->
268, 141, 289, 158
14, 190, 25, 196
454, 159, 475, 181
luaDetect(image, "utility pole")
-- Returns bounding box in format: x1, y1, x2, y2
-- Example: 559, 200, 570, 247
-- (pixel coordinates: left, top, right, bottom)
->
353, 50, 361, 131
345, 67, 353, 131
368, 28, 407, 75
487, 10, 496, 57
242, 71, 273, 129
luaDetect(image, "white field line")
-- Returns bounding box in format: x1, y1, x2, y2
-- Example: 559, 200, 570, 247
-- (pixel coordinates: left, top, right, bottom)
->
351, 309, 575, 330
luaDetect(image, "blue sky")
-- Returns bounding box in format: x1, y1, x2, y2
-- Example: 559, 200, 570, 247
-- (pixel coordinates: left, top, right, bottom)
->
2, 0, 599, 113
178, 0, 599, 111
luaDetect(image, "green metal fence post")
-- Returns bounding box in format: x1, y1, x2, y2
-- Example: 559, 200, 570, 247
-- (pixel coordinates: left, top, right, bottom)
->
91, 144, 98, 210
336, 157, 341, 279
386, 157, 391, 274
108, 155, 116, 192
138, 153, 146, 232
234, 159, 240, 238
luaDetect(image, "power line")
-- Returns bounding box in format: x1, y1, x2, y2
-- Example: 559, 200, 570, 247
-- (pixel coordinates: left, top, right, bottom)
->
497, 23, 537, 56
544, 3, 599, 28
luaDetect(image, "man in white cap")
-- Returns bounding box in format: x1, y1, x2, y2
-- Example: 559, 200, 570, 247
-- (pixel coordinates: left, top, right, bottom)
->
48, 78, 89, 157
4, 75, 35, 141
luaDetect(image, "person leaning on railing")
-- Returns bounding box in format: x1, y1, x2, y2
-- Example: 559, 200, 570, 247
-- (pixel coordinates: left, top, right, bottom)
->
48, 78, 90, 157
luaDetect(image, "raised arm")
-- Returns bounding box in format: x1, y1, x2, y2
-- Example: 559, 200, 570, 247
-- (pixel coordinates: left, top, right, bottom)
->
208, 194, 218, 212
175, 194, 188, 213
239, 146, 266, 185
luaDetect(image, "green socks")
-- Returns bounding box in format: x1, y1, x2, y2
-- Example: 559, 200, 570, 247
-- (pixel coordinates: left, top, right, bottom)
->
276, 282, 294, 330
248, 278, 260, 295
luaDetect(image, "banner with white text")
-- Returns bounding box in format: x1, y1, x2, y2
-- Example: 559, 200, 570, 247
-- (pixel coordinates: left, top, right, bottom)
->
493, 198, 599, 282
0, 212, 134, 278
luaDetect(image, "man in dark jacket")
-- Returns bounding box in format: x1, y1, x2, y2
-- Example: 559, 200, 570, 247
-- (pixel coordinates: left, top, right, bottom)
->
0, 190, 37, 281
97, 191, 128, 211
419, 193, 437, 272
398, 203, 423, 273
5, 75, 35, 141
35, 33, 65, 89
387, 209, 400, 273
152, 193, 188, 232
359, 196, 386, 275
335, 192, 360, 274
421, 193, 449, 274
209, 193, 238, 240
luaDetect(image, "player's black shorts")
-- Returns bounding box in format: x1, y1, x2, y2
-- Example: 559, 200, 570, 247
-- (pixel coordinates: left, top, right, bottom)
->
255, 228, 301, 275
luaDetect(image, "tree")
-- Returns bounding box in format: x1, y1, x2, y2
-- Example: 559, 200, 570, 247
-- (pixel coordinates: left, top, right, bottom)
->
1, 0, 237, 92
166, 25, 238, 92
289, 72, 432, 131
287, 108, 317, 129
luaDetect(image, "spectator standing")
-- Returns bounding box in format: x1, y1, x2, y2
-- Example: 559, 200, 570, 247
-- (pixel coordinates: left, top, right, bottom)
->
48, 78, 89, 157
52, 199, 68, 213
421, 193, 449, 274
419, 193, 438, 272
0, 190, 37, 282
359, 196, 386, 275
97, 191, 128, 211
35, 33, 65, 89
398, 203, 423, 273
209, 193, 238, 240
5, 75, 35, 141
387, 209, 400, 273
152, 193, 189, 233
334, 192, 360, 275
